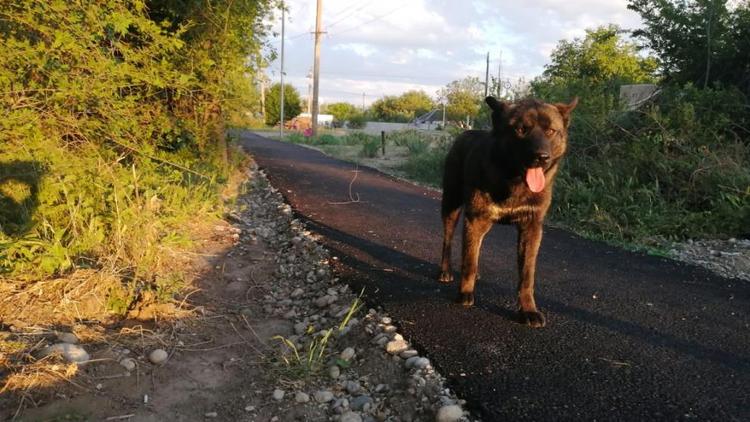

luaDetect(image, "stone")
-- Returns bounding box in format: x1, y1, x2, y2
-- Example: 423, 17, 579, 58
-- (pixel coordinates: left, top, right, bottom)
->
42, 343, 89, 364
386, 339, 408, 355
315, 295, 332, 308
294, 322, 308, 335
340, 411, 363, 422
204, 412, 217, 418
148, 349, 168, 365
295, 392, 310, 403
344, 380, 361, 394
314, 390, 334, 403
381, 316, 392, 324
414, 357, 430, 369
290, 288, 304, 298
405, 356, 420, 369
340, 347, 356, 361
272, 389, 285, 401
57, 332, 78, 344
120, 358, 136, 371
350, 395, 373, 411
329, 365, 341, 379
436, 405, 463, 422
400, 349, 419, 359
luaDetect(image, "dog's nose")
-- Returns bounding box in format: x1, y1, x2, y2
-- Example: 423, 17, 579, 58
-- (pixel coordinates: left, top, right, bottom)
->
536, 152, 550, 165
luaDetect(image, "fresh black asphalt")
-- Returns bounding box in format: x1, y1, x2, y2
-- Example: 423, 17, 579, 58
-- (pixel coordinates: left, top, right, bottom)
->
240, 132, 750, 421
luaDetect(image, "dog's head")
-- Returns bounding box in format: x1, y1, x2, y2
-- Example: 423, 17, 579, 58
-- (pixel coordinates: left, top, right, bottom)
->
485, 96, 578, 193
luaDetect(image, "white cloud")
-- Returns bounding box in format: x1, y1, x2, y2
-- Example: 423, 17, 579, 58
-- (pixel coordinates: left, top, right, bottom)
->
266, 0, 645, 104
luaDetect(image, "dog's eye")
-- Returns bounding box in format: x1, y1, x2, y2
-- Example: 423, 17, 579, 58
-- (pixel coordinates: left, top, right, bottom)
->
545, 128, 557, 137
516, 127, 527, 137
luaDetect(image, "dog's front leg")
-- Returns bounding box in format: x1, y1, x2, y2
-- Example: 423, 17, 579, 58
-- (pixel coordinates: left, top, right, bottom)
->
458, 217, 493, 306
517, 221, 545, 327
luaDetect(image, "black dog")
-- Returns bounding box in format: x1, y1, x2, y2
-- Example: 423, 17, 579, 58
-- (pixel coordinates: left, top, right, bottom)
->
439, 96, 578, 327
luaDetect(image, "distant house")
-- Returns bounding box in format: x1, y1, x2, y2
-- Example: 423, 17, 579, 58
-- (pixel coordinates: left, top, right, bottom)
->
298, 113, 334, 127
413, 109, 444, 130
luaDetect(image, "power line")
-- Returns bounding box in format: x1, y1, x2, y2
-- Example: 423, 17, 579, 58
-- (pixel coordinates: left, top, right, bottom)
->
328, 6, 401, 37
326, 2, 374, 29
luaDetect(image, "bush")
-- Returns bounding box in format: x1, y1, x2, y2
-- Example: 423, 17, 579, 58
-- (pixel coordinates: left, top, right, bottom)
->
398, 149, 447, 186
342, 132, 377, 146
314, 134, 341, 145
550, 84, 750, 246
347, 114, 367, 129
360, 136, 381, 158
286, 132, 307, 144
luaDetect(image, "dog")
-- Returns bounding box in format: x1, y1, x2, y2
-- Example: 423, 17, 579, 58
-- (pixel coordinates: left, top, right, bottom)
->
439, 96, 578, 327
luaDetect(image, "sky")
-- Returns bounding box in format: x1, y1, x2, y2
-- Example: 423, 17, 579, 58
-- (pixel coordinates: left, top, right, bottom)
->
265, 0, 644, 107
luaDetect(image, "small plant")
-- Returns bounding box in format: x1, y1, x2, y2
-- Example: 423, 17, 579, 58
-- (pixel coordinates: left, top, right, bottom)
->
285, 132, 306, 144
315, 134, 341, 145
272, 294, 363, 378
347, 114, 367, 129
360, 136, 381, 158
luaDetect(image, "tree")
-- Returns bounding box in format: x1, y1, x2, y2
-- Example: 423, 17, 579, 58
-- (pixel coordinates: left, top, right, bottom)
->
370, 90, 435, 122
628, 0, 750, 92
530, 25, 658, 110
437, 77, 485, 122
323, 102, 360, 124
265, 83, 302, 126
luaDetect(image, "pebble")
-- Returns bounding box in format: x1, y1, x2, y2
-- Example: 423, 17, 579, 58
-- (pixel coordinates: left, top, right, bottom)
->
272, 389, 285, 401
414, 357, 430, 369
244, 405, 255, 412
149, 349, 168, 365
405, 356, 420, 369
329, 365, 341, 379
436, 405, 463, 422
314, 390, 334, 403
290, 288, 304, 298
295, 392, 310, 403
381, 316, 392, 324
120, 358, 136, 371
340, 347, 356, 361
204, 412, 217, 418
344, 380, 361, 394
294, 322, 308, 335
340, 411, 363, 422
400, 349, 419, 359
315, 295, 332, 308
386, 339, 408, 354
350, 395, 373, 411
57, 332, 78, 344
41, 343, 89, 364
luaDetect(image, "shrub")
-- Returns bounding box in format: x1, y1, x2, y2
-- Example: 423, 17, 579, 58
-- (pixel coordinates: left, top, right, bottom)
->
398, 149, 447, 187
314, 134, 341, 145
360, 136, 381, 158
347, 114, 367, 129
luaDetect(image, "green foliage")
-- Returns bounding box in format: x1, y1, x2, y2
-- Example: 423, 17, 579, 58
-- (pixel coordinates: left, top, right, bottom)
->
438, 77, 485, 122
628, 0, 750, 92
343, 132, 378, 146
346, 113, 368, 129
323, 102, 361, 125
370, 90, 435, 122
360, 136, 381, 158
398, 149, 447, 187
265, 83, 303, 126
551, 84, 750, 245
0, 0, 273, 303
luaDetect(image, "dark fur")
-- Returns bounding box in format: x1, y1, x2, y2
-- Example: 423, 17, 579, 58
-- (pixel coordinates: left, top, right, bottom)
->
439, 96, 578, 327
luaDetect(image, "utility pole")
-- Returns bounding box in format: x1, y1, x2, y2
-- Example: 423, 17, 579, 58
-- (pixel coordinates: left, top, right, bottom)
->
260, 76, 266, 122
279, 2, 285, 138
497, 50, 502, 97
362, 93, 366, 111
484, 51, 489, 98
442, 103, 446, 129
311, 0, 323, 136
306, 68, 313, 113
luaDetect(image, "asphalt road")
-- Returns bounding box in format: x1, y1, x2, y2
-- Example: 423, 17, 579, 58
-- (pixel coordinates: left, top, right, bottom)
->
240, 132, 750, 422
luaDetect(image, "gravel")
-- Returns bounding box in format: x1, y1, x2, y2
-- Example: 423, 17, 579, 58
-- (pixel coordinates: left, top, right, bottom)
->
236, 163, 472, 421
669, 238, 750, 281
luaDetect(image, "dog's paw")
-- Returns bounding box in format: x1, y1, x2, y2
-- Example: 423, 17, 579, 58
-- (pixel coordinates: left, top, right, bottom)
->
438, 271, 454, 283
519, 310, 546, 328
456, 292, 474, 307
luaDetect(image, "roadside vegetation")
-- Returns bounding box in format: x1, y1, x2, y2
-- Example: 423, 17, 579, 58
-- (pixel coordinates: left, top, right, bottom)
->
0, 0, 274, 392
280, 0, 749, 251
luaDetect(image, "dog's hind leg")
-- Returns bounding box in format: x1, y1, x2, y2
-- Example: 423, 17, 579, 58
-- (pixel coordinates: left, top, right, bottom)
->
457, 217, 493, 306
439, 204, 461, 283
516, 221, 545, 327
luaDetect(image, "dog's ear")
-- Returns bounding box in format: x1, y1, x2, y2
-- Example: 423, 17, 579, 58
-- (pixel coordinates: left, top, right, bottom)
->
485, 96, 511, 114
554, 97, 579, 127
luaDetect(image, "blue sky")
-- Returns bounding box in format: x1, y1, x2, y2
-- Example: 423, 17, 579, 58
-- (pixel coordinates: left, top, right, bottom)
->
266, 0, 643, 106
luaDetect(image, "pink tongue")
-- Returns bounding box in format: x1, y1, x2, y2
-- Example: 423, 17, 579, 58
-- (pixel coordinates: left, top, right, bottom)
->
526, 168, 545, 193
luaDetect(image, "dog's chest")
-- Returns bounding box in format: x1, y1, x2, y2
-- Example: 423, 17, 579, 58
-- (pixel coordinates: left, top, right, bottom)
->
468, 190, 541, 223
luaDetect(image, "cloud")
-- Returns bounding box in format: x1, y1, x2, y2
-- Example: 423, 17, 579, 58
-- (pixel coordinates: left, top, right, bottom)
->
266, 0, 644, 105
